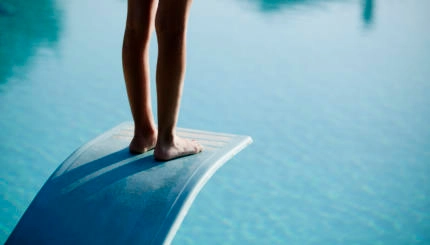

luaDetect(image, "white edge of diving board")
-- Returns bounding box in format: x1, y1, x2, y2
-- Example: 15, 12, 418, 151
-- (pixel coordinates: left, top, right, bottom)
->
159, 134, 253, 245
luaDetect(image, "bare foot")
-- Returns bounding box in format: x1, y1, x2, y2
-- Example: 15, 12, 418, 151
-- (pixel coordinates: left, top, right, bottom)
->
154, 136, 203, 161
129, 132, 157, 154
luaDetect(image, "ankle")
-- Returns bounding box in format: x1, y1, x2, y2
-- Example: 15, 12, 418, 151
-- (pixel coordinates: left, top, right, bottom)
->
157, 129, 176, 145
134, 125, 157, 139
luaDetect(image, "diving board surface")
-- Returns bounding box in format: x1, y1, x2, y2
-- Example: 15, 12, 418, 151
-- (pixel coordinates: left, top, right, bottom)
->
6, 122, 252, 245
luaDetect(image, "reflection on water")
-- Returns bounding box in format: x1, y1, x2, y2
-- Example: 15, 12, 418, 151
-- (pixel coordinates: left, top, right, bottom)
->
240, 0, 374, 28
0, 3, 15, 16
241, 0, 339, 12
362, 0, 374, 28
0, 0, 62, 86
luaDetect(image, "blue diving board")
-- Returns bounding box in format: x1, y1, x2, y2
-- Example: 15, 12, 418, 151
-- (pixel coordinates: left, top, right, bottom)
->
6, 122, 252, 245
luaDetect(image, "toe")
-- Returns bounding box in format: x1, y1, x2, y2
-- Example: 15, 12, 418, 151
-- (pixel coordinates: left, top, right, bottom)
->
194, 142, 203, 153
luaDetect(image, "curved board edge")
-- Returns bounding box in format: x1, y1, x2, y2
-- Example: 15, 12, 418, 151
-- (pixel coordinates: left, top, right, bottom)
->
158, 135, 252, 245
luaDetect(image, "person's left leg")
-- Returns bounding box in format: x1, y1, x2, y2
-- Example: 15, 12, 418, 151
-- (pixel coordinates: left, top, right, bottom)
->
153, 0, 202, 161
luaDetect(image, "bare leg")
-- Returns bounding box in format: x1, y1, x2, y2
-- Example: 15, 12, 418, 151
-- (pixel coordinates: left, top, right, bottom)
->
153, 0, 202, 161
123, 0, 158, 154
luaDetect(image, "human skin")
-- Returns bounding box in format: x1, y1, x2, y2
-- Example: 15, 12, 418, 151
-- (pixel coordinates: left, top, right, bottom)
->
122, 0, 202, 161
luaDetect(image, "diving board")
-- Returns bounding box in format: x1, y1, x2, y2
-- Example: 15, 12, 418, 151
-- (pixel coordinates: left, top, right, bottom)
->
6, 122, 252, 245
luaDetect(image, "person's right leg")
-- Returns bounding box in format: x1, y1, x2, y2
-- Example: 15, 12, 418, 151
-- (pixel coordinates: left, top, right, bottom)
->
123, 0, 158, 154
153, 0, 202, 161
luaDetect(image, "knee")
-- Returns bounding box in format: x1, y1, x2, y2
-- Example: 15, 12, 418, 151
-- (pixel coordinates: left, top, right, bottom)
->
126, 15, 151, 33
155, 14, 186, 41
124, 20, 153, 44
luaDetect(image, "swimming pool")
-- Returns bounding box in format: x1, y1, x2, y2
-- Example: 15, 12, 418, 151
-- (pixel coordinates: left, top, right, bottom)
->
1, 0, 429, 243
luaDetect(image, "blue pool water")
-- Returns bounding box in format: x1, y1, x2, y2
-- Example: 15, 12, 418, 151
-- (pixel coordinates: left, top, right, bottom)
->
1, 0, 429, 244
